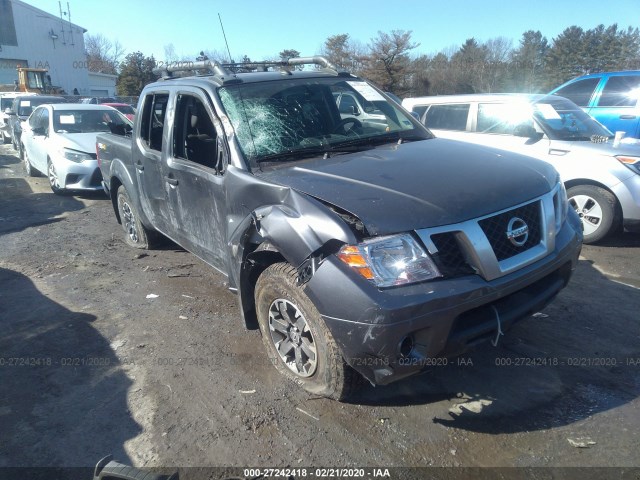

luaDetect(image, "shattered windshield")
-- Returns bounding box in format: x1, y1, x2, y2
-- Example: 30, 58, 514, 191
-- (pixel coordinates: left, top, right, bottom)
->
218, 77, 429, 165
533, 97, 612, 141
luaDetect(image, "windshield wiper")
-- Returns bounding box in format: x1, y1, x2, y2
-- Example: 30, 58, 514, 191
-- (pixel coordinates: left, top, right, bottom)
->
255, 144, 375, 164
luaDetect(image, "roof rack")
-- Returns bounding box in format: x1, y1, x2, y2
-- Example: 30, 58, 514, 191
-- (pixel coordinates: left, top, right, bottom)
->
153, 56, 339, 80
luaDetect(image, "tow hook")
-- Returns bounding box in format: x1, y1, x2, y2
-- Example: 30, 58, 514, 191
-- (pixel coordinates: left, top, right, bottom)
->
490, 305, 504, 347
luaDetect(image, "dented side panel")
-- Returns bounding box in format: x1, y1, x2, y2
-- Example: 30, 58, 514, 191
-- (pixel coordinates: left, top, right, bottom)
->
223, 165, 357, 289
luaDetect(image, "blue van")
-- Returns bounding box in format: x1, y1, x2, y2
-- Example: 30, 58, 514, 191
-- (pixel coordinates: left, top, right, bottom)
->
550, 71, 640, 139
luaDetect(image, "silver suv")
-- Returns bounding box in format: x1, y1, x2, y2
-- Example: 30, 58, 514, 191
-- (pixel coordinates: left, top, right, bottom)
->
402, 93, 640, 243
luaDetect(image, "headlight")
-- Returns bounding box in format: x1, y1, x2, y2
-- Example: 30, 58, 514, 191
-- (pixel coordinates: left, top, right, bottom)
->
616, 155, 640, 175
337, 234, 441, 287
61, 149, 93, 163
554, 179, 568, 231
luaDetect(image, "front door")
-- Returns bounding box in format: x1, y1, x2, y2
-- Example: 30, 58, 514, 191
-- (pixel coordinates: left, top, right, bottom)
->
162, 89, 229, 271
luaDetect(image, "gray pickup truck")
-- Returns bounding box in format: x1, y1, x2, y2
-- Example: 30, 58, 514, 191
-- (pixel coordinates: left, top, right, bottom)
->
97, 57, 583, 400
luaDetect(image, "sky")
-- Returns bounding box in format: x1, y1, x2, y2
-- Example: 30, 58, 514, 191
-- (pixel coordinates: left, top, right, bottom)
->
22, 0, 640, 63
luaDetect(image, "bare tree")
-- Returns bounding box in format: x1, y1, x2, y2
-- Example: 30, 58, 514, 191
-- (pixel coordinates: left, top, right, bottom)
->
482, 37, 513, 92
163, 43, 178, 63
85, 33, 125, 74
361, 30, 419, 94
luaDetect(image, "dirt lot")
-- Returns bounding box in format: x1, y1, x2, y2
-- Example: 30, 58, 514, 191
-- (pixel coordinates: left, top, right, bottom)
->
0, 142, 639, 479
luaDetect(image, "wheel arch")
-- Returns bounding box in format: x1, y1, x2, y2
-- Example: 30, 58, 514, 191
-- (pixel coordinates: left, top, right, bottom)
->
231, 200, 357, 330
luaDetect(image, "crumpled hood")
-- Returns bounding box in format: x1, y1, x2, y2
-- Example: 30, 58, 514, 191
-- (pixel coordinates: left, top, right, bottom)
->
256, 138, 558, 235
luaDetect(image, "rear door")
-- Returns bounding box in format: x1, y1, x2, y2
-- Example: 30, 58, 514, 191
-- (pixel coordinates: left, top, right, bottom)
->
133, 91, 173, 234
588, 74, 640, 138
455, 101, 551, 159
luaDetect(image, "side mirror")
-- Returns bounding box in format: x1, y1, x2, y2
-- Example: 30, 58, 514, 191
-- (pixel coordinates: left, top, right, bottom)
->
4, 108, 15, 115
108, 123, 133, 136
514, 124, 537, 138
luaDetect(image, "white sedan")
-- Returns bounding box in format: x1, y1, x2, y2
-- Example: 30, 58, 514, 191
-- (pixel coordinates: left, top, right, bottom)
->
22, 103, 130, 194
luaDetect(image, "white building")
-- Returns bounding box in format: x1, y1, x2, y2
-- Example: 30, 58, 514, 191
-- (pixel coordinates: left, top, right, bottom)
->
88, 72, 117, 97
0, 0, 113, 95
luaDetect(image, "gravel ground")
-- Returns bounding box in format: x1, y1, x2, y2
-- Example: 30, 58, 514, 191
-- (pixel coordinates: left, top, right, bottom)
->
0, 142, 639, 480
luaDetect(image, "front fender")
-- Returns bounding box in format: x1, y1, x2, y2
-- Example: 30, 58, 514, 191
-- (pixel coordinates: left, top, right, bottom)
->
226, 186, 358, 329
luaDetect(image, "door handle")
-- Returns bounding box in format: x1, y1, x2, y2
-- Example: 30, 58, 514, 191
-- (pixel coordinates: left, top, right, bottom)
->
165, 176, 178, 186
619, 115, 636, 120
135, 162, 144, 171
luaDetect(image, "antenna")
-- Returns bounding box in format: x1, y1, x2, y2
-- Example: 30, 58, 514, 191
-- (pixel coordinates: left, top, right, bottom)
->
67, 2, 74, 45
218, 13, 233, 63
58, 1, 67, 45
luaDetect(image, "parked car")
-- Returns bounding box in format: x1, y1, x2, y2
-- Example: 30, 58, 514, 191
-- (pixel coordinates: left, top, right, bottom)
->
5, 94, 66, 158
333, 90, 388, 125
102, 102, 135, 121
550, 71, 640, 139
97, 57, 582, 400
402, 93, 640, 243
1, 92, 36, 143
22, 103, 130, 194
80, 96, 117, 104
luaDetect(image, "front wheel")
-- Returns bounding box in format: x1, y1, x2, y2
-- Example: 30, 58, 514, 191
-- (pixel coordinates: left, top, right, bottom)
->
116, 185, 155, 249
255, 263, 362, 400
567, 185, 619, 244
24, 149, 39, 177
48, 159, 64, 194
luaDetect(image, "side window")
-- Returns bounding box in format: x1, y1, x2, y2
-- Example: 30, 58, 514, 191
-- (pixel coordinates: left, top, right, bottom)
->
477, 103, 533, 135
411, 105, 428, 119
423, 104, 470, 131
554, 78, 600, 107
39, 108, 50, 134
597, 75, 640, 107
172, 94, 219, 170
338, 94, 359, 114
28, 108, 43, 128
139, 93, 169, 151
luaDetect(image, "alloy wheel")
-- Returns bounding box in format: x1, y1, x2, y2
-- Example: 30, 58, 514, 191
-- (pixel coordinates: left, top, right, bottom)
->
569, 194, 603, 237
268, 298, 318, 377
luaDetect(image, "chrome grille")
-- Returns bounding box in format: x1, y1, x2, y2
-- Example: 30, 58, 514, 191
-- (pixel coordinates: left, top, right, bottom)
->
478, 200, 542, 261
431, 232, 475, 277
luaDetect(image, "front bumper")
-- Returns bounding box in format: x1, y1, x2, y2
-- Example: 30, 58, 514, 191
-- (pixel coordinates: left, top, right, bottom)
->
55, 157, 103, 191
613, 172, 640, 225
304, 212, 583, 385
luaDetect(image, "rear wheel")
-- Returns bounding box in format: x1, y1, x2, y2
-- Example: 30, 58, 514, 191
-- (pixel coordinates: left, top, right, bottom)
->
116, 185, 155, 249
255, 262, 362, 400
567, 185, 618, 244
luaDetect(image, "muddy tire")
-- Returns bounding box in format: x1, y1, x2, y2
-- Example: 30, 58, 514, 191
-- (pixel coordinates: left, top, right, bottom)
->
116, 185, 155, 249
567, 185, 619, 244
255, 262, 362, 400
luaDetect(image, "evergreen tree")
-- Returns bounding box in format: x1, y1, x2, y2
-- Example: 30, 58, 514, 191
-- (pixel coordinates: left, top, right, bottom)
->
116, 52, 157, 96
